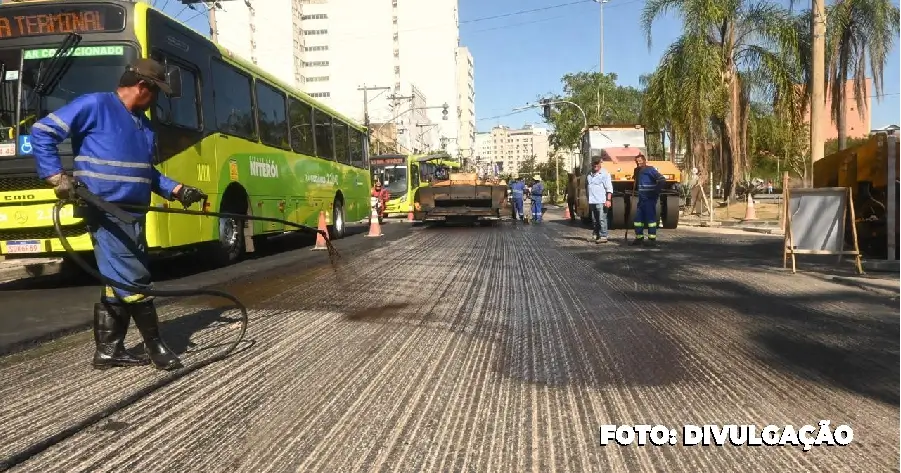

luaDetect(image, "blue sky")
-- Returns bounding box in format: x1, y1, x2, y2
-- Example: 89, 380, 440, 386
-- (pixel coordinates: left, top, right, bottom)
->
458, 0, 901, 132
161, 0, 899, 133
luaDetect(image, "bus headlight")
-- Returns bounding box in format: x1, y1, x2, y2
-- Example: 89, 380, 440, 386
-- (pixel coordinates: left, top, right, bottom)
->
399, 195, 407, 202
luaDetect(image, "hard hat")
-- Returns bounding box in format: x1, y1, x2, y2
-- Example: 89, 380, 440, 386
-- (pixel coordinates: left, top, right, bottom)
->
533, 174, 541, 181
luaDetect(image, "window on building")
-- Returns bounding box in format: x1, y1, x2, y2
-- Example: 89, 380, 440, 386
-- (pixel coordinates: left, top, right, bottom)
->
394, 66, 400, 74
210, 60, 255, 140
348, 128, 365, 168
305, 76, 330, 82
304, 45, 329, 52
303, 29, 328, 35
153, 62, 200, 130
333, 121, 349, 164
288, 97, 315, 156
302, 13, 328, 20
309, 92, 331, 98
303, 61, 330, 67
255, 81, 289, 149
313, 109, 334, 160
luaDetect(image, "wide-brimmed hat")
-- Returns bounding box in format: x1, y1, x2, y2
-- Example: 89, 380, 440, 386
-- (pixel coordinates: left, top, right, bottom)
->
126, 58, 172, 94
533, 174, 541, 181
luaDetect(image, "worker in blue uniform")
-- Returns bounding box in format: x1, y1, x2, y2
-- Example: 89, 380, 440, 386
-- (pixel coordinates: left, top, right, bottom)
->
631, 153, 667, 246
530, 175, 544, 222
33, 59, 206, 371
510, 177, 525, 220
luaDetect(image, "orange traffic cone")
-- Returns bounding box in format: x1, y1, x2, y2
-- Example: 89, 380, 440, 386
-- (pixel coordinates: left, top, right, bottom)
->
312, 210, 329, 251
563, 205, 571, 219
365, 207, 383, 237
743, 193, 757, 221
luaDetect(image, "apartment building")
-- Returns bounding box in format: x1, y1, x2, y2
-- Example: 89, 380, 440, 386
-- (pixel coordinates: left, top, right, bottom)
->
456, 46, 475, 162
475, 125, 551, 176
215, 0, 466, 155
215, 0, 305, 88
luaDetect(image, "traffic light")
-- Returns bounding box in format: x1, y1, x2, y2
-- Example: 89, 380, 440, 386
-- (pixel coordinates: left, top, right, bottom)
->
540, 99, 552, 120
442, 103, 449, 120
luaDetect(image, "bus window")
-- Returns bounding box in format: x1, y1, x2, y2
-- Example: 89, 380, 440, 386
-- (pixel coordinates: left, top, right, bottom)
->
210, 60, 255, 140
255, 80, 289, 149
152, 56, 199, 130
333, 121, 349, 164
382, 165, 407, 195
288, 97, 315, 156
348, 129, 365, 168
411, 163, 420, 188
313, 108, 333, 160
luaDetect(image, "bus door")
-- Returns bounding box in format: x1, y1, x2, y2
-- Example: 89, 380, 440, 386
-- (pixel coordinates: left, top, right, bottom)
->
149, 49, 206, 247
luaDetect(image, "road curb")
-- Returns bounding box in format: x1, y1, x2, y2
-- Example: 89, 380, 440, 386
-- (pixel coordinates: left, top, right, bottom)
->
829, 276, 899, 297
0, 258, 66, 284
801, 272, 900, 297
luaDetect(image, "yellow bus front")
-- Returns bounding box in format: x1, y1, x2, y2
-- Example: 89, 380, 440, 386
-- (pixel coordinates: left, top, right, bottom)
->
0, 2, 151, 257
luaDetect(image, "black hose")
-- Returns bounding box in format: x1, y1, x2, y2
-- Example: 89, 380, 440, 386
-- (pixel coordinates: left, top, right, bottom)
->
53, 187, 341, 350
51, 194, 340, 363
0, 195, 342, 471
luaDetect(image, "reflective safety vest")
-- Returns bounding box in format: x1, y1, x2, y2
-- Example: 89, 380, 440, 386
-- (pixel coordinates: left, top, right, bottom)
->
510, 181, 525, 199
634, 166, 666, 195
32, 92, 179, 213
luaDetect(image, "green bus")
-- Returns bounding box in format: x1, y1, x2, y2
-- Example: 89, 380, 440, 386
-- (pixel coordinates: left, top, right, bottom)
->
0, 0, 371, 266
369, 153, 460, 216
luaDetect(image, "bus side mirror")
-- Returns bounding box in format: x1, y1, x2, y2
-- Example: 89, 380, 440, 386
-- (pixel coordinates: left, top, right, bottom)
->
165, 65, 182, 99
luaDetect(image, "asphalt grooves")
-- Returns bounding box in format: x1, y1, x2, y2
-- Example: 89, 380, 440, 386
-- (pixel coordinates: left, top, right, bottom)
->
0, 220, 897, 471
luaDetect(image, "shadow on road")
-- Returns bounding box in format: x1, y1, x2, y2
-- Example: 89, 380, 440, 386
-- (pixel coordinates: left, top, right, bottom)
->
561, 228, 899, 406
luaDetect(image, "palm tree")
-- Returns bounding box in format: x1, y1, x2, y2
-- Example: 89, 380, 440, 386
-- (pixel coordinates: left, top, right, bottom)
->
641, 0, 800, 198
822, 0, 899, 150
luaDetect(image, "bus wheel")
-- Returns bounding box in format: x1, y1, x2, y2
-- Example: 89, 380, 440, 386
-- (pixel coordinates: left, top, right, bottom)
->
329, 198, 346, 239
213, 211, 245, 266
211, 191, 247, 266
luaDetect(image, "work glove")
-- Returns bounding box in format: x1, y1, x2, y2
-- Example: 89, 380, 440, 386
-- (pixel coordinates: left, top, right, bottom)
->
46, 173, 75, 200
174, 185, 207, 208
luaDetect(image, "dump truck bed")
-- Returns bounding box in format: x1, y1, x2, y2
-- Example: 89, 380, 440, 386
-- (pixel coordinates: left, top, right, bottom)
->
414, 173, 508, 221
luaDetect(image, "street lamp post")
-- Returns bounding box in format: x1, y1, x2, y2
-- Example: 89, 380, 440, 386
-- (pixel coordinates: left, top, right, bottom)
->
513, 99, 589, 201
594, 0, 609, 74
513, 99, 588, 171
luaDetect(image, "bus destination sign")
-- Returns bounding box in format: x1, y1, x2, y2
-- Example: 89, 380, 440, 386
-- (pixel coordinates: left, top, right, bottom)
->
0, 4, 125, 40
371, 157, 404, 166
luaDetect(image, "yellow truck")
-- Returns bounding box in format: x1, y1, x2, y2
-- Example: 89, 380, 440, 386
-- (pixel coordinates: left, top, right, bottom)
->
566, 124, 682, 229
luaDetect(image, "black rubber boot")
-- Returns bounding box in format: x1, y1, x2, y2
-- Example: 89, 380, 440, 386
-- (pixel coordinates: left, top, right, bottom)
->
631, 237, 645, 246
92, 302, 149, 369
129, 300, 183, 371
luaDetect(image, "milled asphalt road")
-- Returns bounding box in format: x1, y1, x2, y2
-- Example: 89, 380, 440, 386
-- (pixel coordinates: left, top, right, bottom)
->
0, 211, 897, 472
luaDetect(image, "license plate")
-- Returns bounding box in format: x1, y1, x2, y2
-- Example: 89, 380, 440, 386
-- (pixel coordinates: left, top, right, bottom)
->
6, 240, 41, 254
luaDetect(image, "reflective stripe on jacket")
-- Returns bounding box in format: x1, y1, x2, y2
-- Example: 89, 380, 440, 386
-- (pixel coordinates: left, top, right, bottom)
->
32, 92, 179, 212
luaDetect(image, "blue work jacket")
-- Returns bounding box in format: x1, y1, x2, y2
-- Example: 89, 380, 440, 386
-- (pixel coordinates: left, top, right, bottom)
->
32, 92, 180, 213
510, 181, 525, 200
634, 165, 666, 196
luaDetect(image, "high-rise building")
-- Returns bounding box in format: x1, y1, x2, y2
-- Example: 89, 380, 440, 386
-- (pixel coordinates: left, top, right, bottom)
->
456, 46, 475, 163
475, 125, 551, 176
215, 0, 305, 88
213, 0, 467, 155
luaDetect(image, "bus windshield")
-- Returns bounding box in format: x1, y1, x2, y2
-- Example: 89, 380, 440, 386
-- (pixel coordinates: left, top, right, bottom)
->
0, 44, 137, 152
372, 165, 408, 195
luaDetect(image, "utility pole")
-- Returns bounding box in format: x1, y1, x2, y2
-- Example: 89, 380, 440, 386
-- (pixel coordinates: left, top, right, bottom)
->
594, 0, 609, 116
180, 1, 223, 43
358, 84, 390, 151
810, 0, 826, 182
